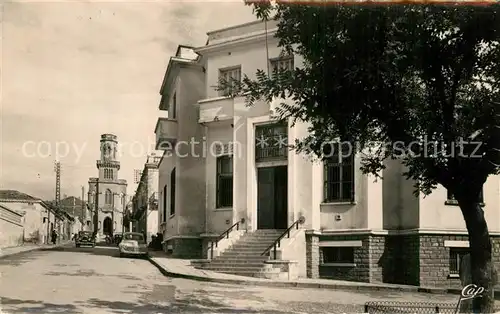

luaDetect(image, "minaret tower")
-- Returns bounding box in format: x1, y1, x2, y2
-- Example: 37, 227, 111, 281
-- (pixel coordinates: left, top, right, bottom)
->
97, 134, 120, 180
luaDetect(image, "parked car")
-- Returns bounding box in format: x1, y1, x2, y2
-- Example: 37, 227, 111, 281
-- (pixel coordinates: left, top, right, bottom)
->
113, 234, 123, 246
118, 232, 148, 258
75, 231, 95, 248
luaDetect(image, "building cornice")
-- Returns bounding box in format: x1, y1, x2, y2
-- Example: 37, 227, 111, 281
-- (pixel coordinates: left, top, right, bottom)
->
159, 58, 202, 111
306, 228, 500, 237
195, 28, 278, 56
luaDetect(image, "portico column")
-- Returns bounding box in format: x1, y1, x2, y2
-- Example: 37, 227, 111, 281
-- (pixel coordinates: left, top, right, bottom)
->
232, 114, 249, 230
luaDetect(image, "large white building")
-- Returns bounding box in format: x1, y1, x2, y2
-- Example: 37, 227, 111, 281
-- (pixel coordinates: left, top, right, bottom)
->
153, 20, 500, 288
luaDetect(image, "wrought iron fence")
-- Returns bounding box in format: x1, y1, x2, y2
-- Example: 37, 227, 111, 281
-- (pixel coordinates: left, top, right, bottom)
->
364, 301, 499, 314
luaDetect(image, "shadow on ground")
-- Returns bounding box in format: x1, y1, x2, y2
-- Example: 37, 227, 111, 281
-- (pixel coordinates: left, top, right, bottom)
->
0, 251, 47, 267
83, 296, 290, 313
43, 246, 127, 258
0, 297, 80, 313
1, 295, 289, 314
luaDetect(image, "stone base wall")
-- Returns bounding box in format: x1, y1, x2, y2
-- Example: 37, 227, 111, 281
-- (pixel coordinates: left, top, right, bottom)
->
418, 235, 500, 288
306, 234, 319, 279
306, 232, 500, 287
166, 238, 203, 259
315, 234, 371, 282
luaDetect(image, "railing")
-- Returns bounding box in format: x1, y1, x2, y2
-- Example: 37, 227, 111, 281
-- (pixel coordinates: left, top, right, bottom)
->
364, 301, 500, 314
261, 216, 306, 259
209, 218, 245, 259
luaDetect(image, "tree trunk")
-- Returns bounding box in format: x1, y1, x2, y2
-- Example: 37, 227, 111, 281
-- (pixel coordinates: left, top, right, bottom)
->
459, 199, 497, 313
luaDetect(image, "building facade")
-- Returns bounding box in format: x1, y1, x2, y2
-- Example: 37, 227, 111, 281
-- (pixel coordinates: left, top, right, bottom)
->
87, 134, 128, 237
0, 190, 64, 244
155, 45, 206, 257
153, 20, 500, 287
0, 203, 24, 248
131, 153, 160, 243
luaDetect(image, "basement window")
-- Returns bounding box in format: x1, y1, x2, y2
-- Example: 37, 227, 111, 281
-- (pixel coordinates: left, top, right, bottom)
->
321, 247, 355, 266
449, 247, 469, 277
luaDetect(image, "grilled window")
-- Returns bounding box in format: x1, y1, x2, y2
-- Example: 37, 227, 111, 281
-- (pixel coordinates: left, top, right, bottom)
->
216, 156, 233, 208
321, 247, 355, 264
324, 143, 355, 202
255, 123, 288, 161
449, 247, 469, 275
170, 168, 176, 216
270, 56, 294, 74
447, 189, 484, 203
218, 67, 241, 96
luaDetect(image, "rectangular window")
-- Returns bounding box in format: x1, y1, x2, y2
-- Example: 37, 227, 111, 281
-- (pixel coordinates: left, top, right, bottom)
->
255, 123, 288, 161
171, 92, 177, 119
324, 143, 355, 202
216, 155, 233, 208
449, 247, 469, 275
447, 189, 484, 203
270, 56, 294, 74
170, 169, 176, 216
218, 66, 241, 96
162, 185, 167, 222
321, 247, 355, 264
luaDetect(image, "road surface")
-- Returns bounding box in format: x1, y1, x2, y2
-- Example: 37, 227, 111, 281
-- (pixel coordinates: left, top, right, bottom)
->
0, 245, 463, 313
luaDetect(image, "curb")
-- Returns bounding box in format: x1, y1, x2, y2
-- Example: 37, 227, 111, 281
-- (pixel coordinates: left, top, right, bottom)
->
0, 243, 70, 260
148, 257, 462, 294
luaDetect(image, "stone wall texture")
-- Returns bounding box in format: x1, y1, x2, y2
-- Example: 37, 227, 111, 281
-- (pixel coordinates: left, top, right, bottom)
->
167, 238, 203, 259
306, 234, 319, 279
306, 233, 500, 288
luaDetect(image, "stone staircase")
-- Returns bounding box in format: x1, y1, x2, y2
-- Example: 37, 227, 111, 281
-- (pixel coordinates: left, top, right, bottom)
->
195, 229, 284, 277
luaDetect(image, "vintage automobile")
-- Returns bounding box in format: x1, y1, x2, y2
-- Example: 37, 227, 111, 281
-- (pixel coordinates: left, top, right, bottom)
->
113, 234, 123, 246
75, 231, 95, 248
118, 232, 148, 258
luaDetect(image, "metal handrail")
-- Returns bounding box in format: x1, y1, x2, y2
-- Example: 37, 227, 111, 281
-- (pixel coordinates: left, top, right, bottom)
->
209, 218, 245, 259
261, 216, 306, 259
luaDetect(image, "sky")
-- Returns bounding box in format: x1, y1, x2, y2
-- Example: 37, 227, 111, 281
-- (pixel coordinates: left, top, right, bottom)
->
0, 0, 256, 200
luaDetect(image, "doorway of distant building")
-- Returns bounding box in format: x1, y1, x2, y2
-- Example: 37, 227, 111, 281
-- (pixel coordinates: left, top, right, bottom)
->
103, 217, 112, 235
257, 166, 288, 229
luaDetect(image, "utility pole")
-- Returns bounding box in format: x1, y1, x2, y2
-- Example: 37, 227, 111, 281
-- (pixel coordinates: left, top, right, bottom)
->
81, 186, 85, 231
93, 178, 99, 239
54, 161, 61, 243
111, 193, 115, 237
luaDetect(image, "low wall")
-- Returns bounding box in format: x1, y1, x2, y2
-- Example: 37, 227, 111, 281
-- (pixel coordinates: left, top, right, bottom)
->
0, 205, 24, 248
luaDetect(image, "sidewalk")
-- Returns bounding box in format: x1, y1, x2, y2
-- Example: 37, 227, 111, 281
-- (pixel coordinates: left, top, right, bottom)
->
0, 241, 71, 259
148, 252, 446, 294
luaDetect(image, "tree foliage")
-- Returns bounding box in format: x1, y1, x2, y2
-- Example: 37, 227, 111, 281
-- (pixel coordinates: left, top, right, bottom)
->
224, 3, 500, 199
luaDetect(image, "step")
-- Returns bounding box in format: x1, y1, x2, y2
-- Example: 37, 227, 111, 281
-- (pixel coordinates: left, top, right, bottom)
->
210, 258, 268, 264
214, 256, 270, 261
228, 247, 269, 252
203, 268, 266, 276
216, 270, 262, 277
229, 245, 274, 251
222, 251, 266, 256
223, 250, 270, 255
206, 260, 266, 267
235, 239, 279, 244
206, 262, 265, 268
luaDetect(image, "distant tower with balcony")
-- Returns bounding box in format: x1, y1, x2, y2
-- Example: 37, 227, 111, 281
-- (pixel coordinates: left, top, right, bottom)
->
87, 134, 128, 237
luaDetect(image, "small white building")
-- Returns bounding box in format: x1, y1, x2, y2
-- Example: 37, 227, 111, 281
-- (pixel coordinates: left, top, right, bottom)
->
153, 20, 500, 288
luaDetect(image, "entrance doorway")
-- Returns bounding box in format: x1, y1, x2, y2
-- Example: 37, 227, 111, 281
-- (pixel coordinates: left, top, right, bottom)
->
103, 217, 112, 235
257, 166, 288, 229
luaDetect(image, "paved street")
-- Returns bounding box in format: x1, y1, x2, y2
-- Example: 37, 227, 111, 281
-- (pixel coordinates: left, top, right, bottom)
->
0, 245, 464, 314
